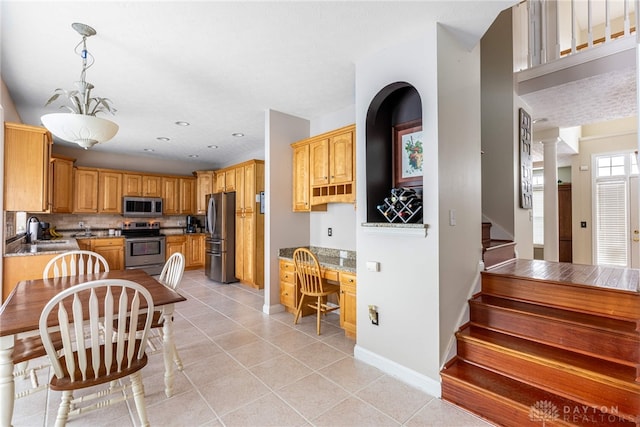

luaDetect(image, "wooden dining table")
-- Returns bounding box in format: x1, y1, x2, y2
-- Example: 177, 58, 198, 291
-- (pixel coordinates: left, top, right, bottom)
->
0, 269, 186, 427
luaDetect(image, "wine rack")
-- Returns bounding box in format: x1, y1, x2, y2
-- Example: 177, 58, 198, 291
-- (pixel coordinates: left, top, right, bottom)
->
377, 188, 422, 223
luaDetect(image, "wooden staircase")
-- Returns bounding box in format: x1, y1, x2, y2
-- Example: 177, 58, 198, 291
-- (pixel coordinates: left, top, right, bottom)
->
482, 222, 516, 269
441, 259, 640, 426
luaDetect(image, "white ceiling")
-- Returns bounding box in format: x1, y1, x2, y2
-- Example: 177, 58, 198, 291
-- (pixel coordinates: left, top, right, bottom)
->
2, 1, 634, 172
1, 1, 514, 170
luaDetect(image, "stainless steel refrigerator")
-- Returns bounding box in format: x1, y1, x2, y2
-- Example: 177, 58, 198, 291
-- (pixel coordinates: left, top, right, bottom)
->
205, 192, 237, 283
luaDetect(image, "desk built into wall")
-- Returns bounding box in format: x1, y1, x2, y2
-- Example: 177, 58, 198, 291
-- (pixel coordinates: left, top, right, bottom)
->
278, 247, 356, 338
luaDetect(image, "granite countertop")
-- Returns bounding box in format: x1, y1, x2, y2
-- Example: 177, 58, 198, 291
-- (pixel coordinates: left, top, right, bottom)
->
5, 238, 80, 257
278, 246, 356, 273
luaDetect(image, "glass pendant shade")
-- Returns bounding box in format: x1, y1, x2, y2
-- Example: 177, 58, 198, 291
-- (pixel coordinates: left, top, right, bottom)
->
41, 113, 119, 149
41, 23, 118, 149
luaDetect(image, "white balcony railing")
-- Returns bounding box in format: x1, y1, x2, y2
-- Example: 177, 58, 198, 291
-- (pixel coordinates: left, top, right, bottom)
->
514, 0, 638, 71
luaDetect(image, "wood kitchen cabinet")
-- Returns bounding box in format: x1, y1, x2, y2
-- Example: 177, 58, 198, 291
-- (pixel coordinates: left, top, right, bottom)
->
4, 122, 52, 212
120, 173, 164, 198
50, 155, 75, 213
215, 168, 236, 193
165, 235, 187, 259
143, 175, 163, 197
291, 142, 327, 212
162, 176, 195, 215
279, 259, 297, 311
74, 168, 122, 214
234, 160, 264, 289
309, 129, 353, 186
291, 124, 355, 208
180, 177, 196, 215
122, 173, 143, 196
77, 237, 125, 270
165, 234, 203, 269
195, 170, 215, 214
339, 272, 357, 338
74, 167, 99, 213
98, 171, 122, 214
186, 234, 205, 268
3, 253, 57, 302
162, 176, 180, 215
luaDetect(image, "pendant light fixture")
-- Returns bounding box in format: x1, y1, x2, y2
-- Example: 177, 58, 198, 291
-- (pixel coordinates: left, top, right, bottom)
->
41, 23, 118, 149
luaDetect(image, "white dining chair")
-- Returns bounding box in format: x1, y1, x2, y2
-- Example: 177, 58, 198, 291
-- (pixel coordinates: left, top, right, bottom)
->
43, 249, 110, 279
147, 252, 186, 371
39, 279, 154, 426
14, 250, 111, 400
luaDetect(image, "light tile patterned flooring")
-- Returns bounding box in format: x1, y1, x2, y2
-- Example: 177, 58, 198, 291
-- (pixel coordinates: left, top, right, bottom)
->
12, 269, 493, 426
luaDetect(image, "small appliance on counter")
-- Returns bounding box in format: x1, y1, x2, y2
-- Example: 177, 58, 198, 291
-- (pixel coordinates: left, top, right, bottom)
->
26, 216, 40, 243
186, 215, 200, 233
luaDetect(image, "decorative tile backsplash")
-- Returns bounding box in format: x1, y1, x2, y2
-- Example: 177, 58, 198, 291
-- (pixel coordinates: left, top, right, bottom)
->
6, 212, 205, 240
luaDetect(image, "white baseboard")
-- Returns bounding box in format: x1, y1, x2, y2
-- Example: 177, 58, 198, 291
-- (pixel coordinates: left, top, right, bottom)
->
353, 344, 441, 398
263, 303, 285, 315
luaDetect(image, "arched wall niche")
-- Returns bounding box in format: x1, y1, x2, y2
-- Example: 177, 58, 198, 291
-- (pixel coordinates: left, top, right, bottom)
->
365, 82, 422, 222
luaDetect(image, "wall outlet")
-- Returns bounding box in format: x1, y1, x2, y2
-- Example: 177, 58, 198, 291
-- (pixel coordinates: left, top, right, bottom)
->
340, 250, 348, 258
327, 227, 332, 236
78, 221, 84, 228
178, 220, 184, 226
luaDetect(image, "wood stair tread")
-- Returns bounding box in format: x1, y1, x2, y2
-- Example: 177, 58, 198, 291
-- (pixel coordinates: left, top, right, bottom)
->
472, 294, 639, 336
458, 326, 639, 385
442, 359, 637, 426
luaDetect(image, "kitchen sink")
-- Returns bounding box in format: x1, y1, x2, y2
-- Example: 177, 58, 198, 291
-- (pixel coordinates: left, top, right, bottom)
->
33, 240, 70, 245
15, 240, 77, 254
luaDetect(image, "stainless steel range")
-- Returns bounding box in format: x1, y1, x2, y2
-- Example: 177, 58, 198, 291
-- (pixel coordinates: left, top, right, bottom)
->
122, 222, 166, 275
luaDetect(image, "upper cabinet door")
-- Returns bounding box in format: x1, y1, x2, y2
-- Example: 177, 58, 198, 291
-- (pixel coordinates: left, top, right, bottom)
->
122, 174, 143, 196
162, 177, 180, 215
143, 175, 162, 197
74, 168, 99, 213
292, 144, 310, 211
51, 156, 75, 213
4, 123, 52, 212
309, 138, 329, 187
98, 171, 123, 213
329, 130, 354, 184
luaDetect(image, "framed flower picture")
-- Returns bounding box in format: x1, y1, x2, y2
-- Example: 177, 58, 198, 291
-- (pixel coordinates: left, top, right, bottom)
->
393, 119, 423, 188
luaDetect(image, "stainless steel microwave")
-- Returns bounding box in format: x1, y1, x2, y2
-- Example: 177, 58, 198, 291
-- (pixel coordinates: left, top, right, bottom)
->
122, 197, 163, 217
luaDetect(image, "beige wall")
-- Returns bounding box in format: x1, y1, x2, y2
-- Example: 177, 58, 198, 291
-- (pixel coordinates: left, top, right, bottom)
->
571, 117, 638, 265
1, 79, 20, 123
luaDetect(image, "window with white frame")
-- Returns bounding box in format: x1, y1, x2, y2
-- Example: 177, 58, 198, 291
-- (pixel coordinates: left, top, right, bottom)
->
593, 152, 638, 267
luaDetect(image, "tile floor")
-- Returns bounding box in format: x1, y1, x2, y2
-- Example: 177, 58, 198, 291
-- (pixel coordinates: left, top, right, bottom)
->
12, 269, 493, 426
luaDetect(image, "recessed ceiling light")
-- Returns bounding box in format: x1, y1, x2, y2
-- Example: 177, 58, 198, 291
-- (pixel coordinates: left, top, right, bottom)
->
175, 121, 190, 126
156, 137, 170, 142
232, 132, 244, 137
207, 145, 219, 149
188, 154, 199, 158
144, 148, 155, 152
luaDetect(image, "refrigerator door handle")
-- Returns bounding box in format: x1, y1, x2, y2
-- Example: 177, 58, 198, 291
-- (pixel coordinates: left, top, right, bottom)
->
207, 195, 216, 236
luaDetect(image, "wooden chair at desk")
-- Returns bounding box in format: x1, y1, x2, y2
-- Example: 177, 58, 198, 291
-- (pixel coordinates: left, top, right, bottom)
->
293, 248, 340, 335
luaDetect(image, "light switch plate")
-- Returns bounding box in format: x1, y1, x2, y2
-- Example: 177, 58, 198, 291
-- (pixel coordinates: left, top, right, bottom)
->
366, 261, 380, 272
